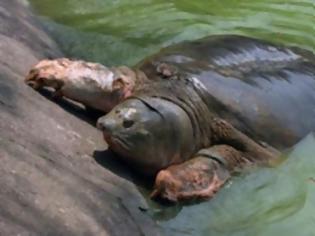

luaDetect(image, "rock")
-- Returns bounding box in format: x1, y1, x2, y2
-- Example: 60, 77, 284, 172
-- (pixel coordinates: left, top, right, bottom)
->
0, 0, 160, 235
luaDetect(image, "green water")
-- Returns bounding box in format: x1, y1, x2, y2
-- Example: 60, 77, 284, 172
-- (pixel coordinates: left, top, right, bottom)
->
30, 0, 314, 66
29, 0, 315, 235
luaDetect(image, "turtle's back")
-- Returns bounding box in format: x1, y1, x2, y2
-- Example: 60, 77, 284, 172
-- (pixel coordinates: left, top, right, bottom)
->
137, 35, 315, 149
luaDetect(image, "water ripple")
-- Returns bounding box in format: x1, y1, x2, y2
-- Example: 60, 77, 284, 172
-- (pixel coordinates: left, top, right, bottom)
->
30, 0, 314, 65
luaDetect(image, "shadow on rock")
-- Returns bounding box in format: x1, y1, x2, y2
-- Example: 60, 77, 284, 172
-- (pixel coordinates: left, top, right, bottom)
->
93, 149, 155, 189
93, 149, 186, 221
38, 88, 104, 126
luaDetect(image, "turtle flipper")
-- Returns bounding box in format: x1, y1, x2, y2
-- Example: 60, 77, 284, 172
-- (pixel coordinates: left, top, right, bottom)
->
24, 59, 135, 112
151, 145, 250, 203
210, 118, 280, 164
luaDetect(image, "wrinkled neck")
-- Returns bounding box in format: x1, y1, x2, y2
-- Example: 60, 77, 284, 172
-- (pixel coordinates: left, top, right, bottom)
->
133, 79, 214, 152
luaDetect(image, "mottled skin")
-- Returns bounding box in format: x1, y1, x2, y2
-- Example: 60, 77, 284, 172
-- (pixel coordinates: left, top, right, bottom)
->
26, 35, 315, 202
25, 58, 146, 112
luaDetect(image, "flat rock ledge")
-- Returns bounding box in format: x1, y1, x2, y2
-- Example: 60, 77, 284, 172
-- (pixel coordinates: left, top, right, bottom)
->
0, 0, 160, 235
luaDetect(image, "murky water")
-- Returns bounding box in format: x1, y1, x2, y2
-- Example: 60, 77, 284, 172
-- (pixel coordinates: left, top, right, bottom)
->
29, 0, 315, 235
30, 0, 314, 66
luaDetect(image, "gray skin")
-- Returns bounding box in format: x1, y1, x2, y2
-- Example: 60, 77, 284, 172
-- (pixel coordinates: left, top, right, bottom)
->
97, 35, 315, 202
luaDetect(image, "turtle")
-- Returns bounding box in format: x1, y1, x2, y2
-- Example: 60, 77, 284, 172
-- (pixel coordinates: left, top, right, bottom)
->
26, 35, 315, 202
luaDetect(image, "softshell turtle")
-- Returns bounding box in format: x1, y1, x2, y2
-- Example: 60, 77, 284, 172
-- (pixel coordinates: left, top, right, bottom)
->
26, 35, 315, 202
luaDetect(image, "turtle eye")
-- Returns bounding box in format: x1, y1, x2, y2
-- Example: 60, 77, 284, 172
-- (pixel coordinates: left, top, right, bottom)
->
123, 119, 134, 128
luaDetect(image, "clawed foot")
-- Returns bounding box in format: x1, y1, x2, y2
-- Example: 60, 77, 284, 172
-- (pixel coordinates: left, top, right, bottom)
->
25, 58, 68, 91
150, 157, 231, 203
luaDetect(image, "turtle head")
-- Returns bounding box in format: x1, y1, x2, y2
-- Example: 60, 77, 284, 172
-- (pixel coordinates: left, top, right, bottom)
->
97, 97, 194, 176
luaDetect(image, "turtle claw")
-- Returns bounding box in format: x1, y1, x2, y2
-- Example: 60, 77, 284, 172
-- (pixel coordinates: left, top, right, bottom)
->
150, 170, 181, 203
25, 59, 67, 91
151, 157, 230, 203
25, 68, 43, 90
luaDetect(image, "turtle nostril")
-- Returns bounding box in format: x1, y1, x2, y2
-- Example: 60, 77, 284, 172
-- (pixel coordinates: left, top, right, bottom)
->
96, 119, 105, 131
123, 119, 134, 129
96, 117, 113, 131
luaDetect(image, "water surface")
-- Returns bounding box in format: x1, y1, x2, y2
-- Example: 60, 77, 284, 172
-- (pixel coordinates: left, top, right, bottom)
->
28, 1, 315, 235
30, 0, 314, 66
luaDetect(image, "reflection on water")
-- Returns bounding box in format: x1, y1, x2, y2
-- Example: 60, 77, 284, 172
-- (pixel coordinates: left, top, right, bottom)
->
29, 0, 315, 235
30, 0, 314, 66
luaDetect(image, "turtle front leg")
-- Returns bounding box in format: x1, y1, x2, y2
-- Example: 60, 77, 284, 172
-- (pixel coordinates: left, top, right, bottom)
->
151, 145, 251, 203
25, 59, 139, 113
210, 118, 280, 163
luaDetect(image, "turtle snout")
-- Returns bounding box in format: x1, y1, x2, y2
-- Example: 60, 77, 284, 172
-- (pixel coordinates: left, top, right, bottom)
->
97, 116, 117, 133
97, 106, 137, 133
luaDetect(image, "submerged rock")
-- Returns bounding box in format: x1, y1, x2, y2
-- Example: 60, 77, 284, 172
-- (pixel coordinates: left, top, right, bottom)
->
0, 0, 159, 235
